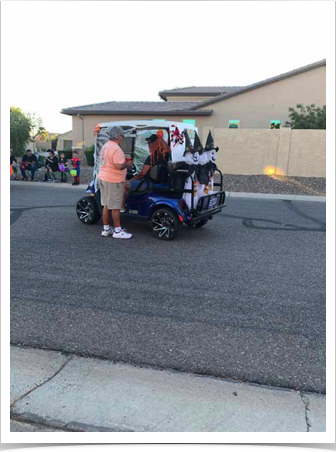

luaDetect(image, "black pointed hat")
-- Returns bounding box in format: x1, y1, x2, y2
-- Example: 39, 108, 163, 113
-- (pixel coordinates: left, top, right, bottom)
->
183, 130, 194, 156
194, 133, 204, 154
205, 130, 219, 152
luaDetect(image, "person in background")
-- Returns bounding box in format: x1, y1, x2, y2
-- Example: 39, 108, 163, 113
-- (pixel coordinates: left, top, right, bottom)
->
45, 149, 59, 182
10, 149, 19, 180
71, 150, 81, 185
59, 152, 68, 183
20, 149, 37, 181
98, 126, 133, 239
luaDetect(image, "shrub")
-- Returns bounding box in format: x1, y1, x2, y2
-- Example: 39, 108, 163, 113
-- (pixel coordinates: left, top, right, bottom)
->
284, 104, 326, 129
85, 145, 95, 166
61, 148, 73, 160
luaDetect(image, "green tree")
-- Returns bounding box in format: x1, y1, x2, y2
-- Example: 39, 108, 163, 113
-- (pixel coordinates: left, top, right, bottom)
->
284, 104, 326, 129
49, 133, 58, 151
10, 107, 33, 156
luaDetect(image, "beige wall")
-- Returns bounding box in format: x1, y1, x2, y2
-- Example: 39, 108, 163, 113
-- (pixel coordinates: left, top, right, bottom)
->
56, 130, 73, 151
211, 128, 326, 177
196, 66, 326, 139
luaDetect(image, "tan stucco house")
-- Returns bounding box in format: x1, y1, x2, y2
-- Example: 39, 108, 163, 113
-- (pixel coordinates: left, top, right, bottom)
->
61, 59, 325, 148
56, 130, 73, 152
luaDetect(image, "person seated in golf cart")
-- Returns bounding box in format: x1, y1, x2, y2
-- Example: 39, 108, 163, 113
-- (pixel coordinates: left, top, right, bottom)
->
121, 130, 171, 211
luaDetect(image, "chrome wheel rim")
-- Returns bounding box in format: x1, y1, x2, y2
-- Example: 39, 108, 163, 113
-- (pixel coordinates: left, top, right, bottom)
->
152, 212, 175, 239
77, 199, 93, 223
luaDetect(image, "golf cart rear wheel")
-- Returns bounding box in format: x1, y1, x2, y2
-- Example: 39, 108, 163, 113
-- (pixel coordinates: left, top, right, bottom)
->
76, 196, 101, 225
188, 219, 209, 228
150, 208, 180, 241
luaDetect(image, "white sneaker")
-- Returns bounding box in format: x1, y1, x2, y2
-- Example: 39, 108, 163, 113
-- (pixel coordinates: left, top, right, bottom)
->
101, 228, 114, 237
113, 228, 132, 239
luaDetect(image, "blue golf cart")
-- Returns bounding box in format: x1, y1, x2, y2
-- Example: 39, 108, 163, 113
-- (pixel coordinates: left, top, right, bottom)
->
76, 121, 226, 240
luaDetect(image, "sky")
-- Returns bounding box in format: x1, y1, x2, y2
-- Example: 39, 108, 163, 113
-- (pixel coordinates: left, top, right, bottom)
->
6, 1, 331, 134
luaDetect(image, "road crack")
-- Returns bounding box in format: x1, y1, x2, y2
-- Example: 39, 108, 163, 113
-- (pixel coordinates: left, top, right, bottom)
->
10, 356, 74, 409
299, 392, 312, 432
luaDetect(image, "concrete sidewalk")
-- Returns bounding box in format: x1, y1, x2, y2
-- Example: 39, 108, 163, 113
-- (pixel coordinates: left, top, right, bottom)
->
10, 180, 326, 202
10, 346, 326, 432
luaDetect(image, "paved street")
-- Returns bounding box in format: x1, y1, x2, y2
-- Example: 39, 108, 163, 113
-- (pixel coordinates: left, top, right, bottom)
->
10, 183, 326, 393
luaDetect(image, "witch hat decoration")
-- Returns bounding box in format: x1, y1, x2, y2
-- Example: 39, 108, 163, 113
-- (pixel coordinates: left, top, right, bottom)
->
205, 130, 219, 152
205, 131, 214, 150
194, 133, 204, 153
183, 130, 194, 155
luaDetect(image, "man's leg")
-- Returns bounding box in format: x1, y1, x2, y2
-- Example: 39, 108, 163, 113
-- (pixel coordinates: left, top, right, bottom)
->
121, 183, 130, 210
112, 183, 132, 239
13, 165, 19, 179
103, 206, 111, 227
20, 166, 27, 180
101, 206, 114, 236
111, 209, 121, 228
30, 165, 37, 181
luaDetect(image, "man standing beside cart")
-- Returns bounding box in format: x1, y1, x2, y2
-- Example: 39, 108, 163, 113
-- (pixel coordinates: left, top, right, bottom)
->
98, 126, 133, 239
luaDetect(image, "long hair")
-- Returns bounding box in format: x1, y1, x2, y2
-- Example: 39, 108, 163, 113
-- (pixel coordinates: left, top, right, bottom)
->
149, 137, 170, 167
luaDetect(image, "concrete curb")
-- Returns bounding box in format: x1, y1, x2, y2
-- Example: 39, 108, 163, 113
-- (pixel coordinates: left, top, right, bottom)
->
10, 181, 86, 190
10, 181, 326, 202
10, 346, 326, 433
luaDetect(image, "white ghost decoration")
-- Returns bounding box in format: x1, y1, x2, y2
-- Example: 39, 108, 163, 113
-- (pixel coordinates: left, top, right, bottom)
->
209, 149, 217, 163
183, 151, 198, 210
184, 151, 195, 166
190, 150, 200, 165
205, 149, 217, 194
198, 152, 207, 166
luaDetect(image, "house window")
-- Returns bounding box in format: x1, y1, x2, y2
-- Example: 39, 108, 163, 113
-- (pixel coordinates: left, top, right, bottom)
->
228, 120, 240, 129
183, 119, 196, 126
270, 120, 281, 129
63, 140, 72, 149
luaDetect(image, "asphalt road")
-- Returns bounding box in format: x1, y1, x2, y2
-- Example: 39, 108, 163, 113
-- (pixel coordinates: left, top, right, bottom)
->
10, 184, 326, 393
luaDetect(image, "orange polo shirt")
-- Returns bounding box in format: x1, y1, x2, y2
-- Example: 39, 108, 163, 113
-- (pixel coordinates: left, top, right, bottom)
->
98, 140, 126, 183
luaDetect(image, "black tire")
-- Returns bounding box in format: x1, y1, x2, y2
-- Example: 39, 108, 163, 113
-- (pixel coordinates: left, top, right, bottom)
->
150, 207, 180, 241
188, 219, 209, 228
76, 196, 101, 225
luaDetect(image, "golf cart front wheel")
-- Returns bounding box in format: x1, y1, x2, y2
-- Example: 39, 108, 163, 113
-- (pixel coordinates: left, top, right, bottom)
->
76, 196, 101, 225
150, 208, 180, 241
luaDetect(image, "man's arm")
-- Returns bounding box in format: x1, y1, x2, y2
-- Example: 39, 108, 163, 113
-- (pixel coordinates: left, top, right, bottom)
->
114, 161, 133, 171
132, 165, 151, 180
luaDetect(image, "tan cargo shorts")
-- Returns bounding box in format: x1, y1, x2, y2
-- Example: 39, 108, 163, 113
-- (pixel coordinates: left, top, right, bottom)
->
98, 179, 124, 210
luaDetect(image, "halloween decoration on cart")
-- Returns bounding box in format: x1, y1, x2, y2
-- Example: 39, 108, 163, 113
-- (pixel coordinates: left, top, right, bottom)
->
182, 130, 200, 210
204, 131, 219, 195
76, 120, 226, 241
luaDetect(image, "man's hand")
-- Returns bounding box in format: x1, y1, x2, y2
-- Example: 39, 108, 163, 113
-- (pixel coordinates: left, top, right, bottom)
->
114, 160, 133, 171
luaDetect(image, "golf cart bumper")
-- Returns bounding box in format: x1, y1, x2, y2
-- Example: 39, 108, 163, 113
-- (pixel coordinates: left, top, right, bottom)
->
188, 191, 226, 224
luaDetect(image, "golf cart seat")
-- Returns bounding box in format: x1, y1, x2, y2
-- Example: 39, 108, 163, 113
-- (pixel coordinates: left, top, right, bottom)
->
148, 164, 169, 184
168, 161, 189, 189
128, 165, 169, 196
